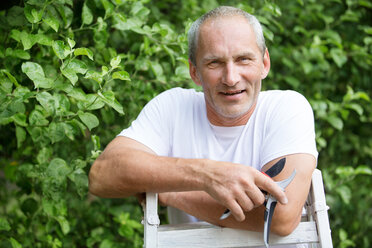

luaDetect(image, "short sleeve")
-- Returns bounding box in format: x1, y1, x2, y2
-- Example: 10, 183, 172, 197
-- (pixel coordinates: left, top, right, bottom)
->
118, 89, 176, 156
260, 91, 318, 167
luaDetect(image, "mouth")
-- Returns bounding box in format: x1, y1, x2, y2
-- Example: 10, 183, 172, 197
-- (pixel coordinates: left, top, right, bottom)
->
220, 89, 246, 96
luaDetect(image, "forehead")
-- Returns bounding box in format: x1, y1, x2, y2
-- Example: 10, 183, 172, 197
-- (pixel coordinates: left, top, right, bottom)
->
197, 16, 260, 59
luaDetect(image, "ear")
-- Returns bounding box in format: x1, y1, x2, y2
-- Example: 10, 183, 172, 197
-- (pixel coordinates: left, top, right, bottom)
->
261, 48, 271, 80
189, 59, 202, 86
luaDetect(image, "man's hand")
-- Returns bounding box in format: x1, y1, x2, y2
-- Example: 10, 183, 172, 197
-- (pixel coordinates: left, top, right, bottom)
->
200, 161, 288, 222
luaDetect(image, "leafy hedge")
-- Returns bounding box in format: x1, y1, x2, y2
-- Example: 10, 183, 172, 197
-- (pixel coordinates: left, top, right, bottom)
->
0, 0, 371, 247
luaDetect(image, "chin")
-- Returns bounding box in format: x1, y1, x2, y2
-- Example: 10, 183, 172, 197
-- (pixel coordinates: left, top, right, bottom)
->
218, 109, 248, 119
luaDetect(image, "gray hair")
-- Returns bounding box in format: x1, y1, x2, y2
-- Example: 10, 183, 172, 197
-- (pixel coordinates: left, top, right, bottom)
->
188, 6, 266, 65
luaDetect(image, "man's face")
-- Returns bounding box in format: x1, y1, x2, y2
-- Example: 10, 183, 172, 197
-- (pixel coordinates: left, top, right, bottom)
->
189, 16, 270, 126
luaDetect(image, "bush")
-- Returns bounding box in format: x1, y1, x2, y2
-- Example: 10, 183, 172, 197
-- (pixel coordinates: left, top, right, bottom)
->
0, 0, 371, 247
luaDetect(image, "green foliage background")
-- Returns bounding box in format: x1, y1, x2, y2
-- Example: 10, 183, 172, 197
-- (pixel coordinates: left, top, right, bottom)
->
0, 0, 371, 247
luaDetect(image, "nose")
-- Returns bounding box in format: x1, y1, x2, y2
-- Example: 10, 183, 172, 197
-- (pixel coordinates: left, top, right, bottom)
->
224, 61, 240, 86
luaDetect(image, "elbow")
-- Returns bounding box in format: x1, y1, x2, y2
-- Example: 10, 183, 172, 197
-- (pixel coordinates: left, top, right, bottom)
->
270, 212, 301, 237
88, 160, 105, 197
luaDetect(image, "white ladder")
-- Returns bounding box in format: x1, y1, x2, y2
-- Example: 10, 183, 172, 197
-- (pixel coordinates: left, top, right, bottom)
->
143, 169, 332, 247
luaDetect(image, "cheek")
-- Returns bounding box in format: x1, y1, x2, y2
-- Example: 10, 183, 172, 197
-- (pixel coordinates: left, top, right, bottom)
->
202, 70, 221, 86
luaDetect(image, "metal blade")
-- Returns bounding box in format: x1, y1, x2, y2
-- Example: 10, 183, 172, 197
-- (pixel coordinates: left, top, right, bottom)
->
264, 199, 277, 248
276, 169, 296, 191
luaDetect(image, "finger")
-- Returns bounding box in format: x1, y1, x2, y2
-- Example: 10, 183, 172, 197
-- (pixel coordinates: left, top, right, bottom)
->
245, 186, 266, 207
255, 172, 288, 205
225, 200, 245, 222
235, 192, 254, 212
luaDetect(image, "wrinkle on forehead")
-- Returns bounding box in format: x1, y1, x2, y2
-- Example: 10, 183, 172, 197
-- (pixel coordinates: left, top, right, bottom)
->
196, 16, 260, 62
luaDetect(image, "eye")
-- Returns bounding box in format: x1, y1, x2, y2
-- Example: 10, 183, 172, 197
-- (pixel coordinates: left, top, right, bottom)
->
237, 57, 251, 64
207, 60, 221, 68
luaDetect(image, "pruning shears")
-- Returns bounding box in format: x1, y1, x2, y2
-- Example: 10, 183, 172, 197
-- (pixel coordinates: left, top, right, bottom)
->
219, 158, 296, 248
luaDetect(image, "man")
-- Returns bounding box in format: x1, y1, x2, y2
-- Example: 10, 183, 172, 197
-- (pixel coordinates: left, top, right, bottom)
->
89, 6, 317, 237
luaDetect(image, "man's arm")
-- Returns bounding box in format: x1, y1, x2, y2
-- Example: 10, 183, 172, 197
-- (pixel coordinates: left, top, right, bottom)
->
89, 136, 288, 221
159, 153, 316, 236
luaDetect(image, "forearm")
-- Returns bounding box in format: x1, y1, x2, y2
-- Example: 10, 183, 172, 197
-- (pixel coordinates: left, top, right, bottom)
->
163, 191, 302, 235
89, 137, 205, 198
162, 191, 266, 231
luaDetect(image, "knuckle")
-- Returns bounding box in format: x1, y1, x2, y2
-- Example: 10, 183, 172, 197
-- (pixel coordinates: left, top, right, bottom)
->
254, 194, 266, 207
243, 202, 254, 212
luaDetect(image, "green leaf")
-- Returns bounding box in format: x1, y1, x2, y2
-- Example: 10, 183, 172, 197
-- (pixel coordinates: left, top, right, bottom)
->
9, 99, 26, 114
29, 109, 49, 126
72, 159, 87, 170
78, 111, 99, 131
12, 113, 27, 127
22, 62, 53, 89
62, 122, 75, 140
162, 44, 175, 66
336, 166, 355, 177
326, 115, 343, 130
48, 122, 66, 143
100, 0, 114, 17
110, 56, 121, 68
330, 48, 347, 68
102, 66, 109, 76
69, 169, 89, 197
98, 91, 124, 114
36, 92, 55, 115
345, 103, 363, 116
0, 217, 11, 231
100, 239, 114, 248
55, 216, 70, 235
113, 12, 127, 30
77, 94, 105, 110
150, 61, 163, 78
20, 31, 36, 50
175, 65, 189, 79
6, 6, 27, 27
355, 165, 372, 175
5, 48, 30, 60
112, 71, 130, 81
91, 134, 101, 150
1, 70, 19, 87
35, 34, 53, 46
53, 40, 70, 60
9, 238, 22, 248
55, 5, 73, 28
47, 158, 72, 179
85, 70, 103, 84
10, 29, 21, 42
43, 15, 60, 32
61, 59, 88, 85
42, 198, 55, 216
37, 147, 53, 164
20, 60, 43, 79
74, 48, 94, 60
67, 88, 87, 101
24, 4, 43, 24
336, 185, 351, 204
82, 1, 93, 25
67, 38, 76, 49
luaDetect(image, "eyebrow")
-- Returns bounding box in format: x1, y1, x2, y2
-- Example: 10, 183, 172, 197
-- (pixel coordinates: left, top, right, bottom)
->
201, 51, 256, 63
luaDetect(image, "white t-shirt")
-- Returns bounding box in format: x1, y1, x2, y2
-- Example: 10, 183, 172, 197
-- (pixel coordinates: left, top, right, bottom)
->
118, 87, 318, 226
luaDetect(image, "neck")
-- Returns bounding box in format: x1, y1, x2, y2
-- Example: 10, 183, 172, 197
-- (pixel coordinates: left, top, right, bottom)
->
207, 101, 257, 127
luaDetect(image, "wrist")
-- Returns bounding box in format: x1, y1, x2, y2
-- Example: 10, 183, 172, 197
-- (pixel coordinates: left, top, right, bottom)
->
158, 192, 173, 206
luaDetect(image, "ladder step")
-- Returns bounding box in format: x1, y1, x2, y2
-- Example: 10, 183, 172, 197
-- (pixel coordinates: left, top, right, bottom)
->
158, 221, 319, 248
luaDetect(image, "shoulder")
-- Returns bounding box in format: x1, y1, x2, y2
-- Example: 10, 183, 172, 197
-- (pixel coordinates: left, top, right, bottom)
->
259, 90, 312, 111
155, 87, 202, 102
145, 87, 203, 116
260, 90, 309, 102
